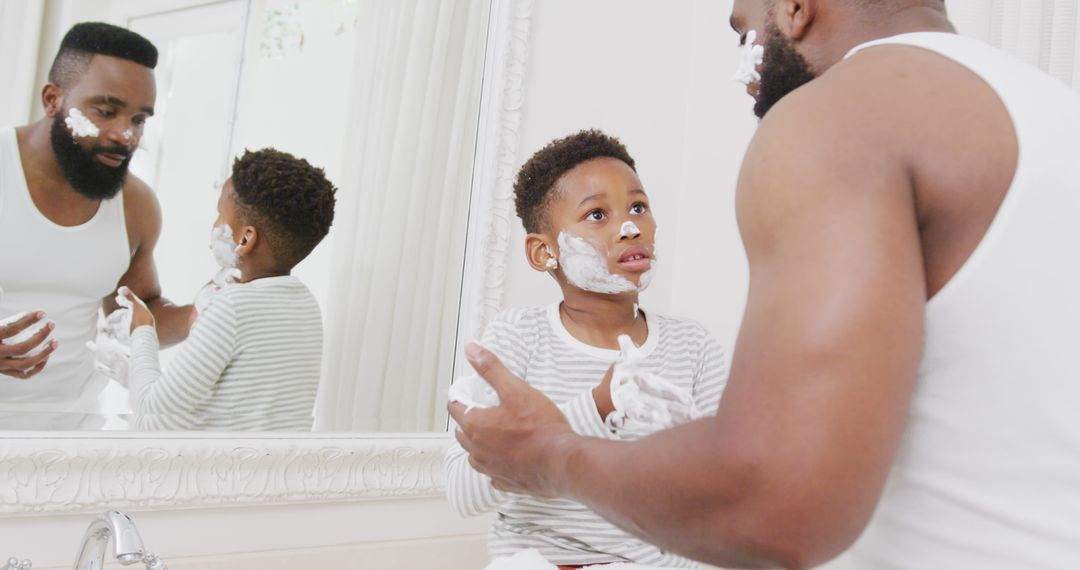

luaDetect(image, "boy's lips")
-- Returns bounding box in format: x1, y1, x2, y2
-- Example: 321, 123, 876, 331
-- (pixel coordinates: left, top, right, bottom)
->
617, 246, 652, 272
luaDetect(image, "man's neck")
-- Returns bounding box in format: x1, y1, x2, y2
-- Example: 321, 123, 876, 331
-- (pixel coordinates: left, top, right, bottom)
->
15, 121, 104, 225
559, 286, 646, 351
17, 121, 76, 194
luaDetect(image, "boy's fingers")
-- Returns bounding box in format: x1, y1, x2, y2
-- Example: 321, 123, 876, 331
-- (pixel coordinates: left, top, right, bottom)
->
448, 401, 469, 426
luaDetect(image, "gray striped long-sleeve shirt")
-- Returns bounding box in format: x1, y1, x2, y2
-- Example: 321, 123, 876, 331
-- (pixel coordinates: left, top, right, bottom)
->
446, 303, 728, 567
128, 275, 322, 431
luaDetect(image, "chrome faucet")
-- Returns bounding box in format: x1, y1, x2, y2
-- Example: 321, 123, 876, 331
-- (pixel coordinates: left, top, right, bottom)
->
73, 511, 166, 570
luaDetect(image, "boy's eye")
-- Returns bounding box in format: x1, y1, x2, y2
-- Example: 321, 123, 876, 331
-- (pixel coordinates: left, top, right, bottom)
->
95, 107, 116, 118
585, 209, 606, 222
630, 203, 648, 215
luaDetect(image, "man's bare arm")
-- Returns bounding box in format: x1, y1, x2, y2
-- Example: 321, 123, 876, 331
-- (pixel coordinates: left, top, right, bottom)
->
105, 177, 194, 346
454, 70, 927, 568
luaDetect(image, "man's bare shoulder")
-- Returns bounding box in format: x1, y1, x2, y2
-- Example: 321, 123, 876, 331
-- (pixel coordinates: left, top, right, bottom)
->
735, 50, 934, 246
122, 173, 162, 251
755, 44, 969, 153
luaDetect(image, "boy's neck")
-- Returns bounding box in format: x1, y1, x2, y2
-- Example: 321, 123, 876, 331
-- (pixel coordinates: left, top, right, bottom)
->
559, 286, 647, 351
238, 266, 291, 283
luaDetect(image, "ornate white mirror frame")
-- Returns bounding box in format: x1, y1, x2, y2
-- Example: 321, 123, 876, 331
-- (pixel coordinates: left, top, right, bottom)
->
0, 0, 533, 517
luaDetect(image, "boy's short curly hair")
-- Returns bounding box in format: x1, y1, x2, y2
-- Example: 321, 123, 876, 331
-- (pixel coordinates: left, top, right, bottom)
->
513, 129, 636, 233
231, 149, 337, 270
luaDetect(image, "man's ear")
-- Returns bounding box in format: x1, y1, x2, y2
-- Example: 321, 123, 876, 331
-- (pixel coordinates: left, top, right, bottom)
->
235, 226, 258, 257
780, 0, 818, 41
525, 233, 559, 273
42, 84, 64, 118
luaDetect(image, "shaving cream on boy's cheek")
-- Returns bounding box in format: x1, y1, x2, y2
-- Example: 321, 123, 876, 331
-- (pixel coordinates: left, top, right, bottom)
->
210, 224, 240, 269
557, 232, 637, 294
199, 224, 242, 314
65, 108, 100, 138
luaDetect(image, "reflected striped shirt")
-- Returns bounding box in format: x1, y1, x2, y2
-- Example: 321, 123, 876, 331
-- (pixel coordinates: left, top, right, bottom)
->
129, 275, 322, 431
446, 303, 728, 567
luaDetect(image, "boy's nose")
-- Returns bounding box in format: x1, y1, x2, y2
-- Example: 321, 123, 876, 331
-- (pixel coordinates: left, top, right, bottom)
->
619, 220, 641, 240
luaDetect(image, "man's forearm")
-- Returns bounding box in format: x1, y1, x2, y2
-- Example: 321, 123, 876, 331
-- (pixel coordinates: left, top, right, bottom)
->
145, 297, 194, 346
551, 417, 805, 568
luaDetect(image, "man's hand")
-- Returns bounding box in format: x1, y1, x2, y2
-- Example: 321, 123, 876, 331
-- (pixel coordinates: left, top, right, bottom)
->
0, 311, 58, 379
449, 342, 578, 498
119, 287, 155, 333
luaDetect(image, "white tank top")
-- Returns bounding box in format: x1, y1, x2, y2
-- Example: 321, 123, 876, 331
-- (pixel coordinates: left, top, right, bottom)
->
843, 34, 1080, 568
0, 126, 130, 415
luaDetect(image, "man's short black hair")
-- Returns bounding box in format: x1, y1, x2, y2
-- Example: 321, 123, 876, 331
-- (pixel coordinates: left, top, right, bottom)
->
513, 129, 637, 233
231, 149, 337, 270
49, 22, 158, 88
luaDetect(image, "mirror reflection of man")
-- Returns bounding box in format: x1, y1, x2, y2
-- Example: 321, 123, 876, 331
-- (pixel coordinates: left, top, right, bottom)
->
451, 0, 1080, 568
0, 23, 193, 429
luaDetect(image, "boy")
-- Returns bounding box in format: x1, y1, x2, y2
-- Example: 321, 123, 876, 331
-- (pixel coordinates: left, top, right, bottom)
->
446, 130, 727, 568
122, 148, 336, 431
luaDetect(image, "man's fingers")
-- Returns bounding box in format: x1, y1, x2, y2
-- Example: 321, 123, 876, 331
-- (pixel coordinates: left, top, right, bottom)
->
1, 359, 49, 380
0, 311, 45, 344
4, 340, 58, 370
464, 342, 525, 399
1, 321, 55, 356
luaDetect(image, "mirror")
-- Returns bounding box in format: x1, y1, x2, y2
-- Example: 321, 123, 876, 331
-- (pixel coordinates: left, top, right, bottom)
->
0, 0, 491, 432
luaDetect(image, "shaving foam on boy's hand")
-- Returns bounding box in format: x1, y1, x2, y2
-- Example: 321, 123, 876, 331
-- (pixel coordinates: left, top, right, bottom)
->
86, 335, 131, 385
606, 334, 701, 437
448, 373, 501, 412
86, 291, 136, 384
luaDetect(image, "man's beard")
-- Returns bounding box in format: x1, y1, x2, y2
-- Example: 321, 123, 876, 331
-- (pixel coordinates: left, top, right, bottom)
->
49, 111, 131, 200
754, 22, 818, 119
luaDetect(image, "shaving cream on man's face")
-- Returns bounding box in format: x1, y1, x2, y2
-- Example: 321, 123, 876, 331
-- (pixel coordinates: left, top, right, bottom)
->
732, 29, 765, 86
65, 108, 100, 139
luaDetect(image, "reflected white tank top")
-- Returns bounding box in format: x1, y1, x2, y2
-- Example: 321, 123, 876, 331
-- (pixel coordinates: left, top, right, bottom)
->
0, 126, 130, 413
844, 34, 1080, 568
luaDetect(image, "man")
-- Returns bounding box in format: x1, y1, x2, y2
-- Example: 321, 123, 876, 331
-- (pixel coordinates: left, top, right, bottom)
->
451, 1, 1080, 568
0, 23, 192, 429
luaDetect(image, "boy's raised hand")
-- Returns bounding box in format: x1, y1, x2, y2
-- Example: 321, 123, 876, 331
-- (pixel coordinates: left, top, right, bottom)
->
118, 286, 156, 334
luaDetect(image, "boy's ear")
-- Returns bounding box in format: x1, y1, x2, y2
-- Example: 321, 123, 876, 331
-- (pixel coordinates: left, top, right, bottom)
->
525, 233, 558, 273
235, 225, 257, 257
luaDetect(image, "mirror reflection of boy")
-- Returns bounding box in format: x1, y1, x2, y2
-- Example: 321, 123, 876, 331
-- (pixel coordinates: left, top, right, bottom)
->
446, 130, 728, 568
122, 149, 336, 431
